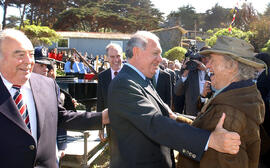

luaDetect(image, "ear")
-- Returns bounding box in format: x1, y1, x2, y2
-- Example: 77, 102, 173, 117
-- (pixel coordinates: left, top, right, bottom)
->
132, 47, 140, 59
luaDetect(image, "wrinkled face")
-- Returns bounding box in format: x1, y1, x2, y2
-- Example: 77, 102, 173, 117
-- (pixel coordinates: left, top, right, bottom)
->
0, 37, 34, 85
33, 63, 48, 76
136, 39, 162, 78
206, 53, 237, 90
107, 47, 122, 71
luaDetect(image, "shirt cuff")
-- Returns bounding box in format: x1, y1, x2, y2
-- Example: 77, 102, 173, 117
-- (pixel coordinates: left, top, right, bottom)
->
204, 137, 209, 151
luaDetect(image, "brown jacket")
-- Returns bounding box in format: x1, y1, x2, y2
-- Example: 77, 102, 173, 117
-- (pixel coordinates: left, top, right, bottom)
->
177, 84, 265, 168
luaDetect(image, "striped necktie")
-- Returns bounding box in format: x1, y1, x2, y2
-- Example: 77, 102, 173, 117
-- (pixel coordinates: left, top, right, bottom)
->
12, 85, 31, 130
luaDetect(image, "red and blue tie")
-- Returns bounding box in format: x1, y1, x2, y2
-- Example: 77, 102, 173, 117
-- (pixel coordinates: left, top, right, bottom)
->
12, 85, 31, 130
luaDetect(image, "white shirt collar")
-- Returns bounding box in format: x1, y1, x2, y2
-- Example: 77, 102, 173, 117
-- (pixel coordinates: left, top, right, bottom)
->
111, 66, 123, 79
0, 72, 31, 92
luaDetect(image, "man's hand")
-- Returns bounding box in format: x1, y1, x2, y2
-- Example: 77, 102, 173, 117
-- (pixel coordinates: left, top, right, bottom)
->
201, 81, 211, 97
98, 129, 107, 142
193, 60, 206, 71
163, 103, 177, 120
102, 108, 110, 125
208, 113, 241, 154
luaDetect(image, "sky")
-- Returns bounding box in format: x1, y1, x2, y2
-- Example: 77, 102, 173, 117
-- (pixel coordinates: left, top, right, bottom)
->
1, 0, 270, 23
151, 0, 270, 16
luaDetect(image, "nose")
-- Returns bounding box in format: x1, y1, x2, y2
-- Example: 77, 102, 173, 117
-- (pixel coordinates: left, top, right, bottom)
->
44, 66, 48, 72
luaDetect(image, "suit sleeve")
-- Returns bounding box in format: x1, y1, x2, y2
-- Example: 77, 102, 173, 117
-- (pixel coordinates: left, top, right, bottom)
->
55, 82, 102, 130
109, 78, 210, 161
97, 74, 105, 112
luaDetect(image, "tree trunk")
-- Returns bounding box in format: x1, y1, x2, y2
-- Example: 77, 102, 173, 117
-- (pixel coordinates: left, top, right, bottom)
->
2, 1, 8, 29
19, 4, 26, 30
30, 4, 33, 25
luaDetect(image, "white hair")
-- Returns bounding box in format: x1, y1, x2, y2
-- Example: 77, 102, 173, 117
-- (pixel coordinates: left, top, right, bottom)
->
106, 43, 123, 54
0, 29, 32, 58
125, 31, 160, 59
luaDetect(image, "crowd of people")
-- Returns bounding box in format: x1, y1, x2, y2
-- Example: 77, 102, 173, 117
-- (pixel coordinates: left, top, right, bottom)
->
0, 28, 269, 168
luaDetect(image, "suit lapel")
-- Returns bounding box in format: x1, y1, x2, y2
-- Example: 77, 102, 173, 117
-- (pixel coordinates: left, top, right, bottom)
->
122, 65, 169, 116
106, 68, 112, 88
0, 77, 31, 134
29, 74, 45, 140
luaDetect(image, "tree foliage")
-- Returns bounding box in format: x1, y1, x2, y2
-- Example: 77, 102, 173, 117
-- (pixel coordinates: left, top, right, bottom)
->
205, 27, 254, 46
23, 24, 60, 46
166, 5, 197, 30
261, 39, 270, 54
249, 16, 270, 52
163, 46, 187, 62
201, 4, 231, 31
234, 3, 259, 31
53, 0, 162, 33
5, 15, 20, 28
264, 3, 270, 16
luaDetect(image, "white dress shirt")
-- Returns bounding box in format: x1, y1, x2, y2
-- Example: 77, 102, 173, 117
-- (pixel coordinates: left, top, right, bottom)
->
111, 67, 122, 79
0, 73, 37, 143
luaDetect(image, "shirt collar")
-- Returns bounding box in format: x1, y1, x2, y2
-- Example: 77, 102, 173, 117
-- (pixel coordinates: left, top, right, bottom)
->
0, 72, 31, 91
125, 63, 146, 80
111, 66, 122, 74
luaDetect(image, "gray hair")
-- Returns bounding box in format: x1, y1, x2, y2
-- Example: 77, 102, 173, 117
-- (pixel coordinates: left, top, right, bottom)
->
0, 29, 30, 58
125, 31, 160, 59
223, 54, 257, 80
106, 43, 123, 55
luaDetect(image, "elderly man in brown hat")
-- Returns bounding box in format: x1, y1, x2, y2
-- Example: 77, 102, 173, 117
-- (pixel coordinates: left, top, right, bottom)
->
176, 36, 265, 168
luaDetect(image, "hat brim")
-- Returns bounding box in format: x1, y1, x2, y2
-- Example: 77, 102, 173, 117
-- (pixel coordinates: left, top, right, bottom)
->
200, 49, 265, 69
35, 59, 51, 65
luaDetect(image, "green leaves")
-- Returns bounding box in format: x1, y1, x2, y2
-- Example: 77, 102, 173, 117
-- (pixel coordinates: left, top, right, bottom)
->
205, 27, 254, 46
23, 25, 60, 46
164, 47, 187, 62
53, 0, 162, 33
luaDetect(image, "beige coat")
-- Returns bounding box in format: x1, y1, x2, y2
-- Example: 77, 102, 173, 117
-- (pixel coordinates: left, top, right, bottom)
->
177, 84, 265, 168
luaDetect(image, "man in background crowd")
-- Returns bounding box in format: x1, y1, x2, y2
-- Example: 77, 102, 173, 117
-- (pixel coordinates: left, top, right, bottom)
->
174, 46, 212, 116
97, 43, 123, 142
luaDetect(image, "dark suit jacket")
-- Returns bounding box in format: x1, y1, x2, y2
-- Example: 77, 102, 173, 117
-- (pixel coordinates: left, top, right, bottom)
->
174, 70, 200, 116
0, 73, 102, 168
97, 68, 111, 112
257, 69, 270, 135
108, 65, 210, 168
156, 69, 172, 107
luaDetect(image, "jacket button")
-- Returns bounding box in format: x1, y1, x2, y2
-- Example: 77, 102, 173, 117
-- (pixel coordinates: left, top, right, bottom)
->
29, 145, 35, 150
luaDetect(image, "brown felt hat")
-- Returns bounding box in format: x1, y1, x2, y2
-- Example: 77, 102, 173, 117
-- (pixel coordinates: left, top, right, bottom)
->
199, 36, 265, 69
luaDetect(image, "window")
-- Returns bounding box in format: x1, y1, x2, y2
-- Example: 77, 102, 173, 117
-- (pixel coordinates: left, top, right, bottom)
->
57, 38, 69, 48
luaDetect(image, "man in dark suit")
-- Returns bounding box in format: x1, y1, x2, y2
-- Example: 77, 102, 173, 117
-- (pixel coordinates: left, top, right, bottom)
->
174, 55, 212, 116
108, 31, 241, 168
97, 43, 123, 141
0, 29, 109, 168
154, 68, 172, 107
